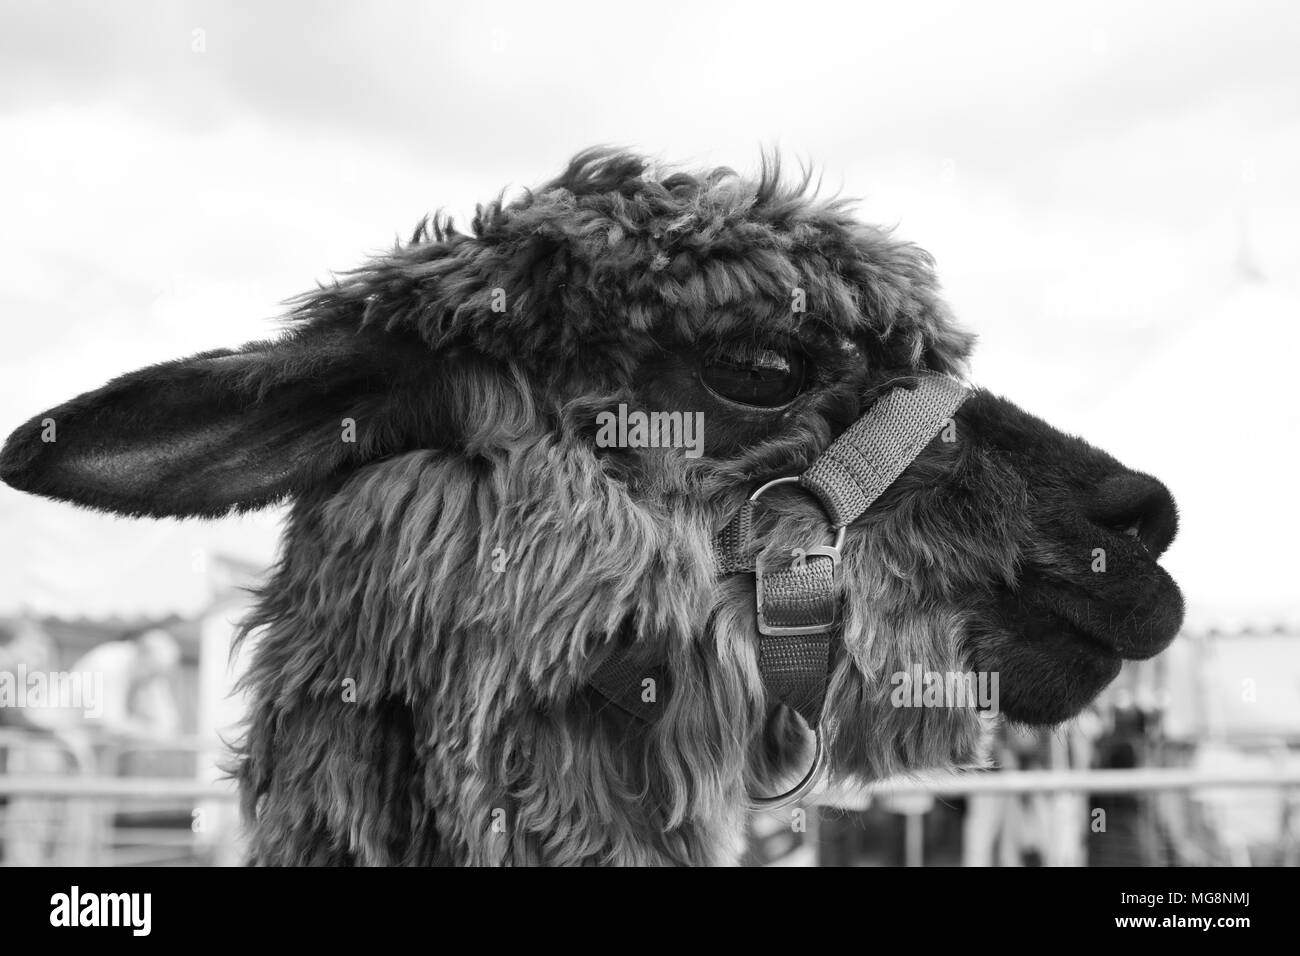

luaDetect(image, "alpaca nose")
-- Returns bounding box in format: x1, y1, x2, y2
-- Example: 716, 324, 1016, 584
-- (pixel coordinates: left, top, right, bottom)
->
1087, 472, 1179, 557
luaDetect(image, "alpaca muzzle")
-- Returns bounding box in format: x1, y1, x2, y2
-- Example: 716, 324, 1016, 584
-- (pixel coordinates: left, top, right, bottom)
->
592, 372, 971, 808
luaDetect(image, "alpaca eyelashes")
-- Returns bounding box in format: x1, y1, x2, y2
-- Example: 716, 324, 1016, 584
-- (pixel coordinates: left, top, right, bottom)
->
699, 341, 809, 408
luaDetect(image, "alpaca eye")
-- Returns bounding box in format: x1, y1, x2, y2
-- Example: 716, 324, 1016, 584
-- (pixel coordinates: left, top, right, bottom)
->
700, 341, 807, 408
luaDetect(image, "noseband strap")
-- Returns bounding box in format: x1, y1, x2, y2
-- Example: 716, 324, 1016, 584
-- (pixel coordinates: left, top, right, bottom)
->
589, 373, 971, 805
803, 373, 973, 527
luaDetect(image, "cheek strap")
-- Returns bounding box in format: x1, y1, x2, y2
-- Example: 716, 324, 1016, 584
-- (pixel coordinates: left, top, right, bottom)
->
710, 373, 971, 729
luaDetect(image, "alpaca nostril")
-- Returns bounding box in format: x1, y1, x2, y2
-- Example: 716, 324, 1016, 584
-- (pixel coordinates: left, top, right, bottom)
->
1089, 472, 1179, 557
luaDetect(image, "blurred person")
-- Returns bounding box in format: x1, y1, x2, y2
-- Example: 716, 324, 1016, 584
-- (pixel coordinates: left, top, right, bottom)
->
963, 723, 1052, 866
32, 628, 186, 864
71, 628, 182, 741
1046, 706, 1105, 867
0, 616, 58, 683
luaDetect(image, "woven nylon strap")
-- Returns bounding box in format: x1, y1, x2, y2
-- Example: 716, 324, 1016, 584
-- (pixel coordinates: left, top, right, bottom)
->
709, 373, 970, 726
712, 374, 970, 570
801, 373, 971, 527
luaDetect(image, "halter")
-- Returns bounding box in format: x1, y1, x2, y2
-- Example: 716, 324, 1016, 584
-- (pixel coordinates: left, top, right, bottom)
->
590, 372, 971, 810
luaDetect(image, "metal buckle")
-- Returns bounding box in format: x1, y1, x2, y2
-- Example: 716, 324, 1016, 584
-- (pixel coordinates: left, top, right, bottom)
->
749, 477, 847, 637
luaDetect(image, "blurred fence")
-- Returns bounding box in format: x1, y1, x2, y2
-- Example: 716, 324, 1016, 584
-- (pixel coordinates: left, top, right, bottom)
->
753, 766, 1300, 867
795, 764, 1300, 868
6, 726, 1300, 866
822, 766, 1300, 866
0, 728, 238, 866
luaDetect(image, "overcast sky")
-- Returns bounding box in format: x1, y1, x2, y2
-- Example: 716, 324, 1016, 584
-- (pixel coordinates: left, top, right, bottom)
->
0, 0, 1297, 618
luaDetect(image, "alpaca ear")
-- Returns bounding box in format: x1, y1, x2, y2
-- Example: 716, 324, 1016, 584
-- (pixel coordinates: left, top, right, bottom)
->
0, 322, 446, 518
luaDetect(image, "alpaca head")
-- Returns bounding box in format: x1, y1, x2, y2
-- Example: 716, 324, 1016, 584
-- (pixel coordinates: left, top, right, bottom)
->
0, 150, 1182, 865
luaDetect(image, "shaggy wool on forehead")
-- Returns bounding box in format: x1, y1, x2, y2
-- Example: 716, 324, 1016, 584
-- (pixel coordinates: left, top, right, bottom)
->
287, 148, 976, 381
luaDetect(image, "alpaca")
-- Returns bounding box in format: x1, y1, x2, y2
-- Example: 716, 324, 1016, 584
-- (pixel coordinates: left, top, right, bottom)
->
0, 149, 1184, 866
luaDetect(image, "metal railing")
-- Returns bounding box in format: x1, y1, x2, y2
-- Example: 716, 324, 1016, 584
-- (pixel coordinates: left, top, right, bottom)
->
5, 731, 1299, 866
0, 728, 240, 866
822, 765, 1300, 801
810, 765, 1300, 867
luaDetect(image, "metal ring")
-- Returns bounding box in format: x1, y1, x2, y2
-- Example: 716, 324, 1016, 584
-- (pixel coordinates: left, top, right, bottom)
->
748, 476, 846, 550
748, 474, 802, 501
747, 722, 827, 811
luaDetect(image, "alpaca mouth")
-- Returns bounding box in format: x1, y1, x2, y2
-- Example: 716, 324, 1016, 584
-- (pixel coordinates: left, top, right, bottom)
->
1039, 611, 1123, 660
996, 541, 1185, 661
965, 568, 1183, 725
1041, 607, 1182, 673
1035, 556, 1185, 662
965, 615, 1124, 724
1003, 571, 1183, 668
1015, 599, 1128, 662
966, 604, 1126, 725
